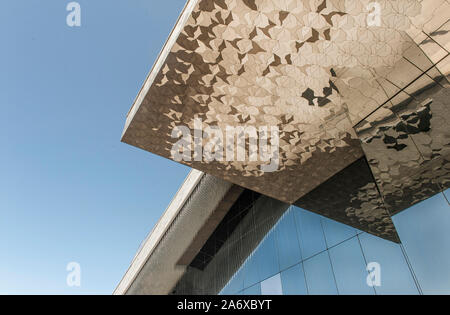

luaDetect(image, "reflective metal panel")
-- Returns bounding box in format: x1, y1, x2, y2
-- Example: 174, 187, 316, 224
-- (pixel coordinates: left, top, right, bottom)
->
122, 0, 446, 205
294, 158, 399, 242
355, 69, 450, 215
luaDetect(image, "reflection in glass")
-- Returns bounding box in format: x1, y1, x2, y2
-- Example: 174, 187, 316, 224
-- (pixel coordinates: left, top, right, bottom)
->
275, 208, 302, 270
328, 237, 375, 295
393, 193, 450, 295
280, 263, 308, 295
241, 283, 261, 295
222, 189, 450, 296
260, 273, 283, 295
293, 207, 327, 259
303, 251, 338, 295
255, 231, 279, 282
359, 232, 419, 295
242, 253, 259, 290
226, 267, 244, 295
321, 217, 357, 248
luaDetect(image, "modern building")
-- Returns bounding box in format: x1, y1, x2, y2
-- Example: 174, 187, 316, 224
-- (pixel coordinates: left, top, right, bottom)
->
115, 0, 450, 295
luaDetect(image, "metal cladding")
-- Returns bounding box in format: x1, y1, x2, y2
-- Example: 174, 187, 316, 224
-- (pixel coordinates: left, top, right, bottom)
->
125, 173, 233, 295
122, 0, 450, 241
294, 158, 399, 242
355, 74, 450, 215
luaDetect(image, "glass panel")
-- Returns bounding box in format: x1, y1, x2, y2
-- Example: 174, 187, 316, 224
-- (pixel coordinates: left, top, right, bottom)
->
275, 208, 302, 270
242, 253, 259, 289
303, 251, 338, 295
220, 282, 232, 295
321, 217, 357, 248
255, 231, 279, 282
359, 232, 419, 295
328, 237, 375, 295
260, 273, 283, 295
293, 207, 327, 259
393, 193, 450, 295
280, 263, 308, 295
241, 283, 261, 295
226, 266, 244, 295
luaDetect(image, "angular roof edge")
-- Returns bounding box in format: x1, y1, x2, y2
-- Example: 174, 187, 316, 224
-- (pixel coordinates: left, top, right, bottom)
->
113, 169, 204, 295
121, 0, 199, 140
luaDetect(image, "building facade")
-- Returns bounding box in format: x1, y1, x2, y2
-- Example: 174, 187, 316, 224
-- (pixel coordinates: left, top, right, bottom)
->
115, 0, 450, 295
219, 191, 450, 295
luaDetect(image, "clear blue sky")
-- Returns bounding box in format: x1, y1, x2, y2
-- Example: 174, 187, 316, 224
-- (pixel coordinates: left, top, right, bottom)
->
0, 0, 190, 294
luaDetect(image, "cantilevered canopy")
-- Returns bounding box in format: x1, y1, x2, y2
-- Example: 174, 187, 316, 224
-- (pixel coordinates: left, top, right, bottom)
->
122, 0, 450, 241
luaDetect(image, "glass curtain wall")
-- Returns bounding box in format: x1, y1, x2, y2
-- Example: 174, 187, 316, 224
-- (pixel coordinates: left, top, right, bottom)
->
220, 190, 450, 295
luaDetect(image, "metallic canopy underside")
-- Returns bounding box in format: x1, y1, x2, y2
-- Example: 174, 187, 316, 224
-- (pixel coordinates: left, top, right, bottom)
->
122, 0, 450, 241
